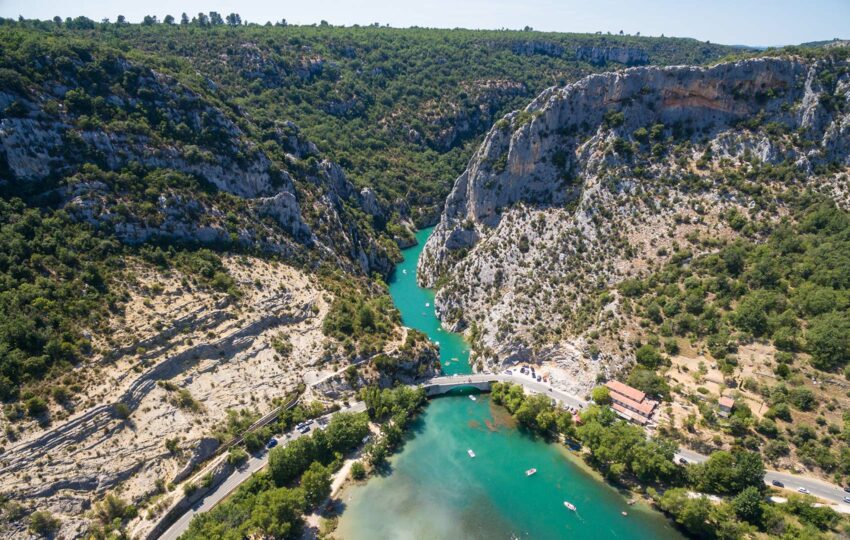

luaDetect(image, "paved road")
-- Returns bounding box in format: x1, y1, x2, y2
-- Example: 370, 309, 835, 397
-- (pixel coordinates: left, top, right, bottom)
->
674, 448, 850, 507
158, 401, 366, 540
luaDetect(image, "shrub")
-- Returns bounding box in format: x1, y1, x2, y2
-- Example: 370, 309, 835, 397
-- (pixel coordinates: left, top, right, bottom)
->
29, 511, 60, 536
350, 461, 366, 480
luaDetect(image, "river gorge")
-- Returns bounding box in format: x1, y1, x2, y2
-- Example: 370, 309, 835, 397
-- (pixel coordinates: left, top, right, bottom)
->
335, 228, 684, 539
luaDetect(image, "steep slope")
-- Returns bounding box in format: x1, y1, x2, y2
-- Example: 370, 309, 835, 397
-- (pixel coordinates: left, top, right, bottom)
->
420, 53, 850, 395
2, 21, 740, 229
0, 35, 394, 275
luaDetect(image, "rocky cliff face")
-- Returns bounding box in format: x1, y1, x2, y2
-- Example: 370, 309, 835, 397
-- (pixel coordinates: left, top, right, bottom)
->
0, 52, 394, 275
419, 55, 850, 394
575, 45, 649, 66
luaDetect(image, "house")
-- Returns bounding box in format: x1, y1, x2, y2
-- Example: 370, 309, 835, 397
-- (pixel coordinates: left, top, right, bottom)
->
605, 380, 658, 425
718, 396, 735, 417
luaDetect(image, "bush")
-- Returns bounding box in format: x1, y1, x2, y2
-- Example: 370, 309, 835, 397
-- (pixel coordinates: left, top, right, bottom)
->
25, 397, 48, 417
350, 461, 366, 480
806, 312, 850, 371
635, 344, 663, 368
226, 447, 248, 466
29, 511, 60, 536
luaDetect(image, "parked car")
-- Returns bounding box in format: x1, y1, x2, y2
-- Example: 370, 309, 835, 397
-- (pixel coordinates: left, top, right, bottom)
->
844, 486, 850, 493
266, 438, 278, 449
843, 496, 850, 504
678, 458, 688, 465
797, 487, 810, 494
771, 480, 784, 487
299, 425, 311, 434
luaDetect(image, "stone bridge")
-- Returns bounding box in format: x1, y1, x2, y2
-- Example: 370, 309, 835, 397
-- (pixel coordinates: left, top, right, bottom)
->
419, 373, 586, 410
422, 375, 495, 396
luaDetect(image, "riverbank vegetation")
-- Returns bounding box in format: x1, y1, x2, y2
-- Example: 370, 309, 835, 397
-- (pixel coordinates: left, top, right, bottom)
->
180, 385, 426, 538
360, 385, 427, 467
180, 411, 369, 539
490, 383, 849, 539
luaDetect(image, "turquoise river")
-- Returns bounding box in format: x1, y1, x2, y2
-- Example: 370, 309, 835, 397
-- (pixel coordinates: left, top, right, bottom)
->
335, 227, 684, 539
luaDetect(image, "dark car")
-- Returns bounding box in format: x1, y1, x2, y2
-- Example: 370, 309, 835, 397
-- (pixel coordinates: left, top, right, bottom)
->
678, 457, 688, 465
844, 486, 850, 493
771, 480, 784, 487
266, 438, 278, 449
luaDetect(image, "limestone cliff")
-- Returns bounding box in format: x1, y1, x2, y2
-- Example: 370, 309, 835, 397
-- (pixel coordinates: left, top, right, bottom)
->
0, 53, 394, 275
419, 55, 850, 394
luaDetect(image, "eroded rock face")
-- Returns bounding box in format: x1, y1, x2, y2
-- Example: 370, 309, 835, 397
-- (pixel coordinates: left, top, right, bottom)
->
418, 56, 849, 392
576, 45, 649, 66
0, 54, 394, 275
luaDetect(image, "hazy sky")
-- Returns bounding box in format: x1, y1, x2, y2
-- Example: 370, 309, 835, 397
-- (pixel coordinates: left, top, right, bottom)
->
1, 0, 847, 47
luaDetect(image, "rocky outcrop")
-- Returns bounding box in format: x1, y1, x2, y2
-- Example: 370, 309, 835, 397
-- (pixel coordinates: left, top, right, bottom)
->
421, 56, 847, 283
576, 45, 649, 66
512, 40, 565, 57
418, 55, 849, 390
0, 51, 396, 275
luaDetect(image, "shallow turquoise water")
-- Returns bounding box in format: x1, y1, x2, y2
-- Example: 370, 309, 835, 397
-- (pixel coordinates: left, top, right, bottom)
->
387, 226, 472, 375
336, 229, 683, 539
336, 396, 683, 540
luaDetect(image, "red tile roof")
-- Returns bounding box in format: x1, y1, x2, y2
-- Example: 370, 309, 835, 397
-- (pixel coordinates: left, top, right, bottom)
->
718, 396, 735, 409
605, 380, 646, 403
609, 391, 657, 416
612, 403, 649, 425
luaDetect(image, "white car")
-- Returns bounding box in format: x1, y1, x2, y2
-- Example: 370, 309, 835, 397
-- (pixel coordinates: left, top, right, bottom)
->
797, 487, 810, 494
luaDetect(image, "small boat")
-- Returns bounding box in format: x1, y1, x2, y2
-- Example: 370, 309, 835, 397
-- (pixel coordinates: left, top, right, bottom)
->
402, 269, 408, 274
425, 302, 430, 307
469, 395, 477, 401
563, 501, 576, 511
467, 449, 476, 458
621, 511, 628, 517
525, 468, 537, 476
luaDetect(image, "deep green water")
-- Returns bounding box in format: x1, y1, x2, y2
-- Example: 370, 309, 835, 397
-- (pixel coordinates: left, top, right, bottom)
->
335, 228, 683, 539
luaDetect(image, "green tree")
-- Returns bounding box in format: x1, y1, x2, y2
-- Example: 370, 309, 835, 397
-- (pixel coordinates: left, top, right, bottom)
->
591, 385, 612, 405
806, 312, 850, 371
300, 462, 332, 508
732, 486, 764, 524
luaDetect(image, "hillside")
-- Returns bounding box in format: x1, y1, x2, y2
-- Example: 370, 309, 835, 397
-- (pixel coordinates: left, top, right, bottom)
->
420, 51, 850, 483
0, 13, 846, 540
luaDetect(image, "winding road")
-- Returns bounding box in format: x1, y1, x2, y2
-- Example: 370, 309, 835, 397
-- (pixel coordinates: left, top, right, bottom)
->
158, 401, 367, 540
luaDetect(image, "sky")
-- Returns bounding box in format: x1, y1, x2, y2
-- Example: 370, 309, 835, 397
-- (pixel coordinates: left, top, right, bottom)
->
0, 0, 847, 47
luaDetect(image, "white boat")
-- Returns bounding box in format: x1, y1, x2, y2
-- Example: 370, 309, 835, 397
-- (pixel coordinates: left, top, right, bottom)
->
467, 449, 476, 458
425, 302, 430, 307
563, 501, 576, 511
402, 269, 408, 274
525, 468, 537, 476
469, 395, 477, 401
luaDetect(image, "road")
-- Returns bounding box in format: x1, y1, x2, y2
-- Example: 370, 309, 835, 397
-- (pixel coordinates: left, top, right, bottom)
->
674, 448, 850, 507
158, 401, 366, 540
